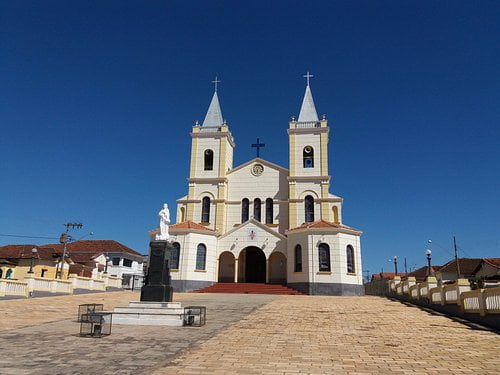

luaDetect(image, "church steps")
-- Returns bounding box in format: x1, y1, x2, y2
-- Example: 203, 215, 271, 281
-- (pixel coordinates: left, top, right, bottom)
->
191, 283, 304, 295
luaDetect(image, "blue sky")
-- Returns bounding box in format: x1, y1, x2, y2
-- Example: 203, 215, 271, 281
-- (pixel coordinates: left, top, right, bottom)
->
1, 1, 499, 276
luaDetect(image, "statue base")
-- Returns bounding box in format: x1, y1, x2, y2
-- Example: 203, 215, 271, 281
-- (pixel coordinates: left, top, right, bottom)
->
140, 240, 174, 303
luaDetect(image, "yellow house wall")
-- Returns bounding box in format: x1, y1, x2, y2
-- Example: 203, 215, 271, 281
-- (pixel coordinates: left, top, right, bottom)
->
0, 260, 68, 280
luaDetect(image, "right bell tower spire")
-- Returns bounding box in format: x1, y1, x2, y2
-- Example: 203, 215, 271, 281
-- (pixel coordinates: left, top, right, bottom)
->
288, 72, 331, 228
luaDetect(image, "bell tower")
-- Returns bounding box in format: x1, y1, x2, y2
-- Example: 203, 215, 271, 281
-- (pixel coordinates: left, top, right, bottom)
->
182, 77, 234, 233
288, 73, 331, 228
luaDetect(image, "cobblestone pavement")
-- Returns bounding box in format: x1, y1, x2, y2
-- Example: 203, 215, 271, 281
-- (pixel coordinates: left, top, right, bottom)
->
154, 296, 500, 375
0, 292, 276, 374
1, 293, 499, 374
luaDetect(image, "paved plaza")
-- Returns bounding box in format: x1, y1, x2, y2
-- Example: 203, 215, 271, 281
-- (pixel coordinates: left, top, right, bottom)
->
0, 291, 499, 374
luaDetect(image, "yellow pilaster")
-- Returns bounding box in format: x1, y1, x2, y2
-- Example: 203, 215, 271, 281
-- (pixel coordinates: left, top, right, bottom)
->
320, 130, 328, 177
186, 184, 195, 221
215, 182, 227, 233
218, 136, 228, 177
189, 133, 199, 178
289, 133, 296, 176
289, 183, 297, 228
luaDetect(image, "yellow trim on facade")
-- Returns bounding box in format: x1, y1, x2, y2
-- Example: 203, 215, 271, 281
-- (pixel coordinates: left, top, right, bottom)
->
218, 136, 227, 177
289, 133, 296, 176
320, 130, 328, 177
189, 136, 198, 178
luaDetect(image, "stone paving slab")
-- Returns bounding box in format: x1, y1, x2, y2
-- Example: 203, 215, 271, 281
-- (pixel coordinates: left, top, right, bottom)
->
154, 296, 500, 375
0, 291, 276, 374
1, 293, 499, 374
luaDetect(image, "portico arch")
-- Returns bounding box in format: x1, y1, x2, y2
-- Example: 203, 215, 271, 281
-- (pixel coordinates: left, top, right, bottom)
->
238, 246, 266, 283
268, 252, 287, 285
218, 251, 235, 282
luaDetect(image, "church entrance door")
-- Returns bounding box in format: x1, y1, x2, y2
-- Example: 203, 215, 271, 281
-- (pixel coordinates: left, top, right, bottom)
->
218, 251, 235, 282
240, 246, 266, 283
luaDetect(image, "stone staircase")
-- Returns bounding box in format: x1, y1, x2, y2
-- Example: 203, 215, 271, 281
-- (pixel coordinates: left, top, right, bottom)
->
192, 283, 303, 295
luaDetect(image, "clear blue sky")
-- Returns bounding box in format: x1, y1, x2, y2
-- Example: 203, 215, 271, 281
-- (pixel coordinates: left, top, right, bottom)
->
1, 1, 499, 276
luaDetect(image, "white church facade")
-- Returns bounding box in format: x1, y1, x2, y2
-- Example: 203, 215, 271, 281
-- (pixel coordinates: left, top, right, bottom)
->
164, 76, 363, 295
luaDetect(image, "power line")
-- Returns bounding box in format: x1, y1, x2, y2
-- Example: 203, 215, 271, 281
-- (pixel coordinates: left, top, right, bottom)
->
0, 233, 59, 240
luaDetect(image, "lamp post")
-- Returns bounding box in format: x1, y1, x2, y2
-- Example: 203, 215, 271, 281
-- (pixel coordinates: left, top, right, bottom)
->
426, 249, 432, 277
28, 248, 37, 274
393, 256, 398, 275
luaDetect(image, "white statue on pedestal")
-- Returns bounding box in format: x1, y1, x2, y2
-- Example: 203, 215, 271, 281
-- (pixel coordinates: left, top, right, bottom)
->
156, 203, 170, 241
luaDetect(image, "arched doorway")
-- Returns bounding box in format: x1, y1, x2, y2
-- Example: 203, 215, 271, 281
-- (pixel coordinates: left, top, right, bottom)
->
239, 246, 266, 283
268, 252, 287, 285
218, 251, 235, 282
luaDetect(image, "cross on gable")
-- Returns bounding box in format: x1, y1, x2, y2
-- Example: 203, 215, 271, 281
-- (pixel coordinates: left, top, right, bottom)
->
251, 138, 265, 158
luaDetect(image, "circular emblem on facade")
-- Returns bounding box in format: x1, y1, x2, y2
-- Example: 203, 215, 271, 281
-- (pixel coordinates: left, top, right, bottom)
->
251, 163, 264, 176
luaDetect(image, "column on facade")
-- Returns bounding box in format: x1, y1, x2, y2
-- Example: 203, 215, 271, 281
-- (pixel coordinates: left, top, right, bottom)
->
234, 258, 238, 283
266, 258, 270, 283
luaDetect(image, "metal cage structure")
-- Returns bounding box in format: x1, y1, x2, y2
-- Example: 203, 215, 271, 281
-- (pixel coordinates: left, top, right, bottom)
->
79, 313, 112, 338
183, 306, 206, 327
78, 304, 104, 322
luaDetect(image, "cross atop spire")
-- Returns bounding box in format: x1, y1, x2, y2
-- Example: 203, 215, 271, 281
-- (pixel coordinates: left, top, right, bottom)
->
303, 71, 313, 86
212, 75, 221, 92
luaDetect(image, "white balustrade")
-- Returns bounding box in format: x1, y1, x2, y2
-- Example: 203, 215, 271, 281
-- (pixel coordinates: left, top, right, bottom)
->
484, 288, 500, 313
0, 280, 29, 297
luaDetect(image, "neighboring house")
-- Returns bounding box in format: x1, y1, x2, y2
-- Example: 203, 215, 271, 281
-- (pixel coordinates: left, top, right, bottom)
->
370, 272, 405, 282
435, 258, 483, 283
407, 265, 443, 282
0, 245, 67, 279
44, 240, 146, 289
475, 258, 500, 285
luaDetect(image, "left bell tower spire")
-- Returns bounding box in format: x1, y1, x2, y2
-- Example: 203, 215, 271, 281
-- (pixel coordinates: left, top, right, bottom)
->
181, 77, 235, 233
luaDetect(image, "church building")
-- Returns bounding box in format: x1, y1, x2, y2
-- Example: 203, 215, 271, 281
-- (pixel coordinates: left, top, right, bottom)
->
166, 75, 363, 295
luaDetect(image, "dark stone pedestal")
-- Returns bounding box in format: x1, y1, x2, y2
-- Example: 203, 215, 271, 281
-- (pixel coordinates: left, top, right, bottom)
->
140, 241, 173, 302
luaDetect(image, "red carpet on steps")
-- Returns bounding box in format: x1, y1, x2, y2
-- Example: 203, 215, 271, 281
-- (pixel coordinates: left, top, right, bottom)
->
191, 283, 303, 295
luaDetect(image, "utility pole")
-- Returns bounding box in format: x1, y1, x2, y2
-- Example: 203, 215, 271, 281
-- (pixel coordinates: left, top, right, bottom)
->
58, 223, 83, 279
453, 236, 461, 278
404, 258, 408, 277
363, 269, 370, 283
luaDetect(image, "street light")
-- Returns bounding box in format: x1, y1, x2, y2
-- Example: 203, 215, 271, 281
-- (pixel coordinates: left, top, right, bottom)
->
393, 256, 398, 275
28, 248, 37, 274
426, 249, 432, 277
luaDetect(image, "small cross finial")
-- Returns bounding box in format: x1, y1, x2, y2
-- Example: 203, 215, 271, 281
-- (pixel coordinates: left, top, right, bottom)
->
303, 71, 313, 86
212, 75, 221, 92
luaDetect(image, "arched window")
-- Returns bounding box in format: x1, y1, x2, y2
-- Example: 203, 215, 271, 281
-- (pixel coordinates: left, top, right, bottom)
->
305, 195, 314, 223
318, 243, 331, 272
196, 243, 206, 270
0, 268, 3, 278
201, 197, 210, 223
204, 149, 214, 171
294, 244, 302, 272
346, 245, 355, 274
332, 206, 339, 224
6, 269, 13, 279
265, 198, 273, 224
253, 198, 261, 222
180, 207, 186, 222
241, 198, 249, 222
303, 146, 314, 168
171, 242, 181, 269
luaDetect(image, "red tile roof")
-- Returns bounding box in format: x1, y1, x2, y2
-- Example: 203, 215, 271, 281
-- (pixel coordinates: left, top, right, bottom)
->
438, 258, 483, 276
483, 258, 500, 269
0, 245, 60, 261
170, 221, 216, 232
42, 240, 143, 257
408, 265, 443, 282
371, 272, 405, 280
289, 220, 360, 232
